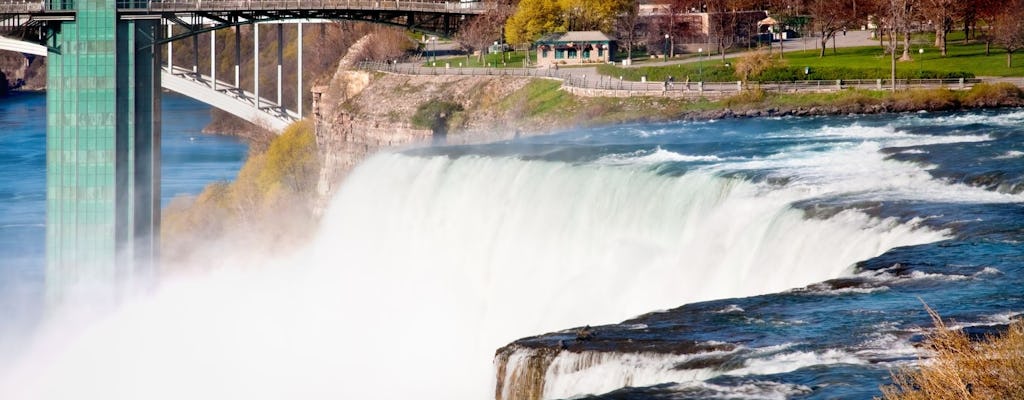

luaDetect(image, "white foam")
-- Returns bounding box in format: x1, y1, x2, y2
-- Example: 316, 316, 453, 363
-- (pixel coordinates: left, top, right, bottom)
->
598, 146, 726, 165
671, 380, 812, 400
538, 350, 728, 399
724, 349, 866, 376
994, 150, 1024, 160
715, 304, 745, 314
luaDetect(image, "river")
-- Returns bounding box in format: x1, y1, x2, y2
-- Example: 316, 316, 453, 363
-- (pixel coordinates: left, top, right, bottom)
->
1, 97, 1023, 399
0, 92, 248, 357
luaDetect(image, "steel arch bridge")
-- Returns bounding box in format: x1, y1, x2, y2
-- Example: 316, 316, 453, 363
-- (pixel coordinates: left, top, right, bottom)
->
0, 0, 490, 302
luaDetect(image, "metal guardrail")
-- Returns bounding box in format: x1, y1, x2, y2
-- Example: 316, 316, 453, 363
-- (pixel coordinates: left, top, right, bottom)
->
0, 0, 489, 14
357, 61, 1000, 95
144, 0, 489, 12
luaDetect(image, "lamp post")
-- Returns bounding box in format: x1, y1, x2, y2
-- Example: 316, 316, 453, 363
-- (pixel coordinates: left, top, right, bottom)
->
698, 47, 703, 82
430, 36, 437, 66
918, 48, 924, 79
664, 34, 670, 62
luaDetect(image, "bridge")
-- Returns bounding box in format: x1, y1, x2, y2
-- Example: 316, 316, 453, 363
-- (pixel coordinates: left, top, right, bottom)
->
1, 34, 299, 130
0, 0, 488, 302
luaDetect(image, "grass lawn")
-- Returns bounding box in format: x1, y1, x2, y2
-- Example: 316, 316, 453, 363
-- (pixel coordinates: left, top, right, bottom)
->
598, 34, 1024, 82
424, 51, 538, 68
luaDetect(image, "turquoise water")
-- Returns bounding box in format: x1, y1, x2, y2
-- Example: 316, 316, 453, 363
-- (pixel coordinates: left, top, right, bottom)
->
0, 92, 248, 347
2, 92, 1023, 399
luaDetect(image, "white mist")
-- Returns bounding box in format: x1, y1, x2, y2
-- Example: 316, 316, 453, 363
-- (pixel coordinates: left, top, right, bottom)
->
1, 153, 947, 399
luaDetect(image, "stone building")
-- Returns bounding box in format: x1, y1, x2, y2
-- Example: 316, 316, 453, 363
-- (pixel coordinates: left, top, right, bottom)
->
535, 31, 616, 68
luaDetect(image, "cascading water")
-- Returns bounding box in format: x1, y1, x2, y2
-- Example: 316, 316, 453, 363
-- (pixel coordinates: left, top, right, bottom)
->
9, 109, 1024, 400
1, 143, 947, 399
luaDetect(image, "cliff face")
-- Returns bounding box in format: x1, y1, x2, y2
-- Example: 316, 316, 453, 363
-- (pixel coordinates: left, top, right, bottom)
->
309, 34, 542, 208
0, 51, 46, 92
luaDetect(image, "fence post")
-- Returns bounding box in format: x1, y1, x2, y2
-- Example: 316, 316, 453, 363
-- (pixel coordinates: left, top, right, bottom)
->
876, 79, 882, 90
699, 81, 704, 93
959, 78, 964, 90
736, 81, 741, 92
836, 79, 841, 90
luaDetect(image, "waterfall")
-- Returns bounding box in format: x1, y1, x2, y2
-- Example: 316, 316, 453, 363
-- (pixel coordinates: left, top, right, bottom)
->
1, 152, 947, 400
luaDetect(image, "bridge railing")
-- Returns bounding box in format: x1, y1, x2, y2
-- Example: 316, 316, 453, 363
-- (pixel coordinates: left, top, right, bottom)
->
0, 0, 489, 14
143, 0, 489, 12
0, 1, 43, 14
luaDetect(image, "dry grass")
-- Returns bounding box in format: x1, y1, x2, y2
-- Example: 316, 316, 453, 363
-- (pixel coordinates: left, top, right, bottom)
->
880, 304, 1024, 400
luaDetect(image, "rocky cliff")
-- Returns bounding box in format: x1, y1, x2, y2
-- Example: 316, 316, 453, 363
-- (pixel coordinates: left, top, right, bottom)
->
0, 51, 45, 92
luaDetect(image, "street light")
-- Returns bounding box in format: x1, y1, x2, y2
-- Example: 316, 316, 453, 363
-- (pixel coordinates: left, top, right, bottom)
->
664, 34, 670, 62
918, 48, 924, 78
430, 36, 437, 67
698, 47, 703, 82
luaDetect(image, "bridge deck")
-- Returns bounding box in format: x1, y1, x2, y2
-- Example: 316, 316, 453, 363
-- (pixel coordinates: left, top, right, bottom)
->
0, 0, 489, 15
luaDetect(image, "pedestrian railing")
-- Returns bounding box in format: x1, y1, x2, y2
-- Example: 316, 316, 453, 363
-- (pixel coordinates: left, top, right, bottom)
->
357, 61, 1001, 96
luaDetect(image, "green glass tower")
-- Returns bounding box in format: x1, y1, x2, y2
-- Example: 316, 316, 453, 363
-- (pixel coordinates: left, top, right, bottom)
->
45, 0, 161, 303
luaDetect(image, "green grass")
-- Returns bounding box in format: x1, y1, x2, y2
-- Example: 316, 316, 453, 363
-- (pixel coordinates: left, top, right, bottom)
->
498, 79, 577, 118
424, 52, 538, 68
598, 39, 1024, 82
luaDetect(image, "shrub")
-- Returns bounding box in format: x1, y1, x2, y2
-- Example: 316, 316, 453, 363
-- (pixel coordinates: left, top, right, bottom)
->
962, 82, 1024, 107
259, 120, 319, 195
734, 51, 781, 83
890, 88, 959, 111
411, 100, 464, 132
880, 305, 1024, 400
722, 88, 767, 107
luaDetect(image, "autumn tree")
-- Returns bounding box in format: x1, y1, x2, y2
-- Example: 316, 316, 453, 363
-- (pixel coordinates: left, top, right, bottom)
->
806, 0, 857, 57
562, 0, 632, 32
504, 0, 565, 45
991, 0, 1024, 67
504, 0, 632, 45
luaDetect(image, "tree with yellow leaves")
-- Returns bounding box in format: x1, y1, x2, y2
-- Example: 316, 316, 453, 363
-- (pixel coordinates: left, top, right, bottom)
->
504, 0, 633, 46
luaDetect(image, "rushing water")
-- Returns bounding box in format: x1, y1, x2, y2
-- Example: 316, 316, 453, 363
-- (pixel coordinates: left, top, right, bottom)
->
1, 101, 1023, 399
0, 92, 248, 358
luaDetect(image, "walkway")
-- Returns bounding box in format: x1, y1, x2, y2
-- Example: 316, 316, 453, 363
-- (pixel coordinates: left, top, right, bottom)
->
361, 61, 1021, 99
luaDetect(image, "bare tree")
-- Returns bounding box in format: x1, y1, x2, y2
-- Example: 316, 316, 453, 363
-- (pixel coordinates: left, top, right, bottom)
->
885, 0, 915, 88
975, 0, 1005, 55
992, 0, 1024, 67
920, 0, 956, 56
455, 3, 514, 63
707, 0, 744, 61
615, 0, 642, 61
807, 0, 856, 57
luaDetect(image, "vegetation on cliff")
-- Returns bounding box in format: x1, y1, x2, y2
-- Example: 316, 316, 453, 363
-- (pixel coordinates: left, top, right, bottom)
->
162, 120, 320, 269
880, 306, 1024, 400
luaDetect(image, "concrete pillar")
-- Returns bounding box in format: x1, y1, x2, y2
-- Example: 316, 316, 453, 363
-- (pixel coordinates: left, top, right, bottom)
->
166, 23, 172, 70
234, 25, 240, 87
210, 31, 216, 91
191, 33, 198, 74
297, 22, 303, 117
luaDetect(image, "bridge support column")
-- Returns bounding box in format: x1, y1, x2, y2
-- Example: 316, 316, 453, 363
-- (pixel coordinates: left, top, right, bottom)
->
47, 13, 161, 303
167, 23, 172, 71
210, 31, 216, 91
297, 22, 303, 117
192, 33, 199, 74
234, 25, 240, 88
